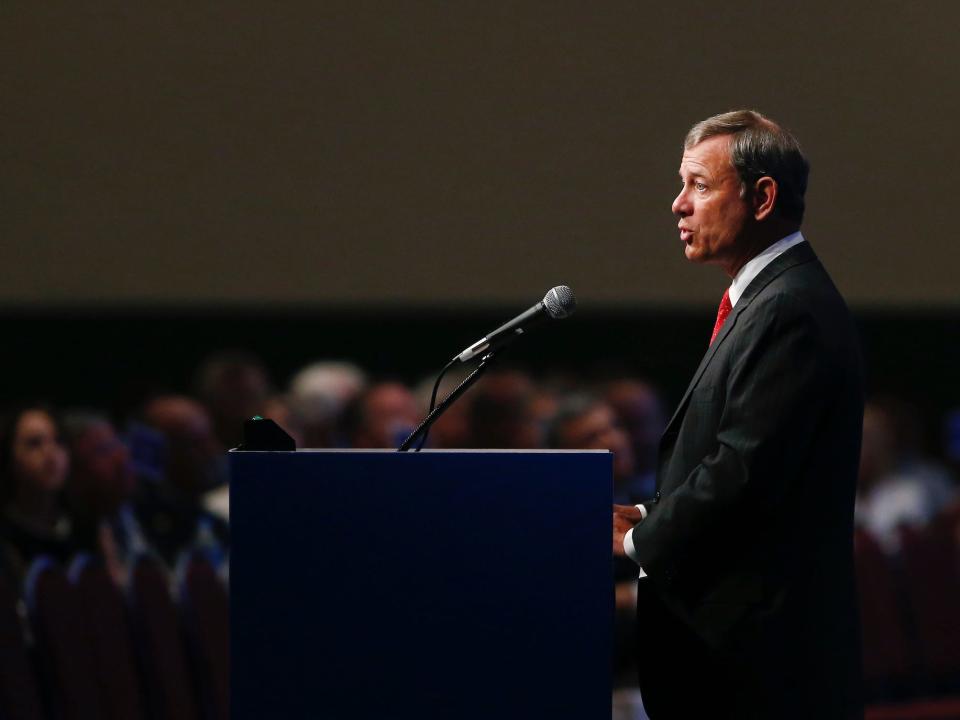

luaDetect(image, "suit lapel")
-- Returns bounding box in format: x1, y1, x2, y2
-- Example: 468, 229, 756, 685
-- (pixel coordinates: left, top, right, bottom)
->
660, 241, 818, 438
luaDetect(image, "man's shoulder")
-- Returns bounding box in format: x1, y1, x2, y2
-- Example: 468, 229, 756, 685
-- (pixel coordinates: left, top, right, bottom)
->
734, 250, 861, 378
745, 244, 848, 319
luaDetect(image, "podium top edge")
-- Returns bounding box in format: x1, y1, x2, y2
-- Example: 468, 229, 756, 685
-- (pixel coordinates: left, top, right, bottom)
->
228, 448, 612, 454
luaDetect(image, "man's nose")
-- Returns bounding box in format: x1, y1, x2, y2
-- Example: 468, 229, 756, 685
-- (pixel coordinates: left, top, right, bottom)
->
672, 189, 689, 217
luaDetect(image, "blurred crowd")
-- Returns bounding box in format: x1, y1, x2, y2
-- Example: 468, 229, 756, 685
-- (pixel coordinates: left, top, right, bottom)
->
2, 349, 959, 713
0, 397, 230, 594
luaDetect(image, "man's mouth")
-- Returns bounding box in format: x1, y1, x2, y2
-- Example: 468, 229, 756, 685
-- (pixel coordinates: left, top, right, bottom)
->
679, 228, 693, 243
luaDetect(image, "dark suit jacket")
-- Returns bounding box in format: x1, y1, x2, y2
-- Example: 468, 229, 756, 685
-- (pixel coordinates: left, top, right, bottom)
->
630, 241, 864, 719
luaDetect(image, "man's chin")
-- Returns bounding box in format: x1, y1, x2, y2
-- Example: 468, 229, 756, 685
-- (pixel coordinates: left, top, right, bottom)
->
683, 244, 705, 263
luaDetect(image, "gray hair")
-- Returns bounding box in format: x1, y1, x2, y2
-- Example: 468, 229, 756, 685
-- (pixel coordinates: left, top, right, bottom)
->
685, 109, 809, 224
288, 361, 368, 424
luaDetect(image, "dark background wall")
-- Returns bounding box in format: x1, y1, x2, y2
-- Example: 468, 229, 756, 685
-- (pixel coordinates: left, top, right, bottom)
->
1, 2, 957, 446
2, 2, 959, 308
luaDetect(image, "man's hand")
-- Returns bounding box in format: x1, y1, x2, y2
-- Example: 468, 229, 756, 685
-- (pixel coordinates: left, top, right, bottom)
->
613, 504, 644, 557
614, 581, 638, 610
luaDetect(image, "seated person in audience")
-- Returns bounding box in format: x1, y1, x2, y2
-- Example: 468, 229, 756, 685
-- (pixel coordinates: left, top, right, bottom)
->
604, 378, 665, 503
547, 394, 636, 492
135, 395, 229, 567
0, 405, 74, 584
883, 396, 958, 491
945, 407, 960, 482
195, 350, 272, 450
414, 368, 475, 449
530, 383, 561, 445
289, 361, 368, 448
856, 398, 956, 553
343, 382, 421, 448
468, 370, 543, 449
262, 393, 305, 449
63, 410, 152, 586
546, 394, 640, 687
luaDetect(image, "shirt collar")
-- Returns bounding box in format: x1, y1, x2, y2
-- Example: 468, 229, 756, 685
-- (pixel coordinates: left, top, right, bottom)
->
728, 230, 806, 307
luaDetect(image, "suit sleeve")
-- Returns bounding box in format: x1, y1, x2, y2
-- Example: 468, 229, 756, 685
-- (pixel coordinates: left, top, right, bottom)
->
629, 291, 834, 581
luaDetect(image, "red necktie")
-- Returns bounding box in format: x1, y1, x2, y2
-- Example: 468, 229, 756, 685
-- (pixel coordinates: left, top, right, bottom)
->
710, 289, 733, 345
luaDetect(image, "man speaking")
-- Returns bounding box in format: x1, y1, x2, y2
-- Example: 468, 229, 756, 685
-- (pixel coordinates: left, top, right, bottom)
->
613, 110, 863, 719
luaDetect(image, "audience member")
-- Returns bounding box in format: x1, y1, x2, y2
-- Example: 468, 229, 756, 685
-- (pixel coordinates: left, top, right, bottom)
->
344, 382, 421, 449
856, 399, 957, 553
546, 393, 642, 690
529, 385, 561, 447
0, 406, 74, 584
137, 395, 229, 566
289, 361, 368, 448
263, 393, 306, 448
945, 406, 960, 480
468, 370, 542, 449
883, 396, 957, 489
604, 379, 665, 497
195, 350, 272, 449
547, 394, 635, 484
414, 368, 474, 449
62, 410, 151, 586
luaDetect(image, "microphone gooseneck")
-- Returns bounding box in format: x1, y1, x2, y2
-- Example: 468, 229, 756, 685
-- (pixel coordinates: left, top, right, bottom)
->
398, 285, 576, 452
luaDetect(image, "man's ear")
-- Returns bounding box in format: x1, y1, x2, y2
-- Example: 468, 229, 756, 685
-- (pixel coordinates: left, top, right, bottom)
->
752, 176, 778, 221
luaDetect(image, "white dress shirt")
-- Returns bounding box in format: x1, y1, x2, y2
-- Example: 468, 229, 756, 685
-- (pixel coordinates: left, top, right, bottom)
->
623, 231, 807, 576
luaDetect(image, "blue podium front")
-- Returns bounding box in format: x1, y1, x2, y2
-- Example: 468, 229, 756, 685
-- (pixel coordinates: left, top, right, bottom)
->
230, 450, 612, 720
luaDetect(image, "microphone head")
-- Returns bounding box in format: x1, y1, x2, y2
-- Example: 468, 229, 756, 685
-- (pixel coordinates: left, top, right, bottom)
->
543, 285, 576, 319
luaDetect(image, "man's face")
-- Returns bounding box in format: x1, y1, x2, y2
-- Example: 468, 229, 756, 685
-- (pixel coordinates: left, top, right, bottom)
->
672, 134, 751, 270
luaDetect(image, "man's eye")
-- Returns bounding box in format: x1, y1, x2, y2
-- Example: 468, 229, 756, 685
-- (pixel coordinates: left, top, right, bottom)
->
695, 182, 707, 192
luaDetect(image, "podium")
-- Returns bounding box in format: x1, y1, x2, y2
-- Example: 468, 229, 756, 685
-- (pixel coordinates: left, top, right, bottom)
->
230, 449, 613, 720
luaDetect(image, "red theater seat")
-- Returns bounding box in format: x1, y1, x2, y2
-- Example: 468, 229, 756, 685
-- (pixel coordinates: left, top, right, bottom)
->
0, 572, 44, 720
854, 529, 915, 695
177, 553, 229, 720
128, 555, 200, 720
898, 520, 960, 690
25, 557, 101, 720
867, 696, 960, 719
69, 554, 146, 720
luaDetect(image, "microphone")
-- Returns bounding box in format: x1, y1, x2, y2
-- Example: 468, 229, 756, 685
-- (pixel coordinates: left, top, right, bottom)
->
456, 285, 576, 363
